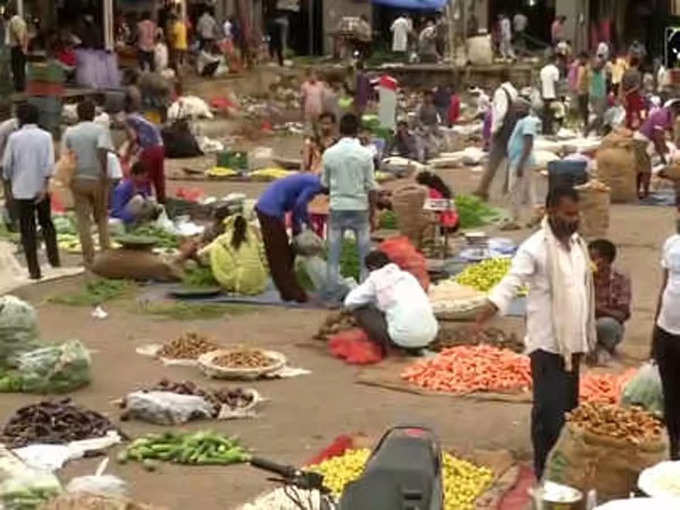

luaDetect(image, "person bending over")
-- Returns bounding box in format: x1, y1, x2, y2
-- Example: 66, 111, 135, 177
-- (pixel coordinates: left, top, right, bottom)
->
344, 250, 438, 354
111, 161, 159, 226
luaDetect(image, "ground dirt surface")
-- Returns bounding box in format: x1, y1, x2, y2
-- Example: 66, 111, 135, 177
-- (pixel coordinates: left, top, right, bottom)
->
5, 120, 677, 509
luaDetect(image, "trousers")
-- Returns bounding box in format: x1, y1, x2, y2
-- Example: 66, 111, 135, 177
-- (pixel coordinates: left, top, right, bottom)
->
256, 208, 307, 302
653, 326, 680, 459
595, 317, 624, 353
16, 195, 60, 278
71, 178, 111, 265
509, 168, 538, 222
326, 210, 371, 299
475, 132, 510, 198
352, 304, 391, 351
530, 350, 581, 479
11, 46, 26, 92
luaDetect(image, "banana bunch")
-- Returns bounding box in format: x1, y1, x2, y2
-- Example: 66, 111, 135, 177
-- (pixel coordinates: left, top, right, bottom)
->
206, 166, 238, 178
249, 168, 295, 182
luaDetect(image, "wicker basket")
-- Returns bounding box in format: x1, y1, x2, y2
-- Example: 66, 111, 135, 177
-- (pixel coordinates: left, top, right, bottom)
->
197, 349, 286, 380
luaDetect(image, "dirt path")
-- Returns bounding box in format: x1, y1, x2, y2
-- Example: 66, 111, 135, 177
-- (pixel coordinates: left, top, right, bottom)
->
4, 135, 676, 508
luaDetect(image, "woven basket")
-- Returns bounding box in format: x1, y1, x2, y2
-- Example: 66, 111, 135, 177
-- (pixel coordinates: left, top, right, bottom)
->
197, 349, 286, 380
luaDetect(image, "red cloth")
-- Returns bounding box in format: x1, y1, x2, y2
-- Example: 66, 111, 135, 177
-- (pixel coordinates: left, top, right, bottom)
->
428, 188, 459, 229
448, 94, 461, 125
329, 329, 384, 365
140, 145, 166, 203
58, 49, 76, 67
176, 187, 204, 202
625, 90, 645, 130
499, 464, 534, 510
379, 236, 430, 291
306, 435, 355, 466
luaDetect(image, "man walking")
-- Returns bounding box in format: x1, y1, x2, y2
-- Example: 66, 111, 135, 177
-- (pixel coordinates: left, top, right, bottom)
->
498, 13, 515, 60
63, 99, 113, 267
474, 69, 518, 200
540, 54, 560, 134
322, 113, 377, 301
0, 104, 19, 231
2, 103, 60, 279
197, 7, 217, 49
137, 11, 157, 72
390, 13, 409, 57
477, 187, 596, 478
6, 6, 28, 92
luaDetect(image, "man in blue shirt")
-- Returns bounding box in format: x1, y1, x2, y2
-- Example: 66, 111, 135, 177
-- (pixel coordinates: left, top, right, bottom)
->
2, 103, 59, 279
503, 99, 539, 230
255, 173, 324, 303
111, 161, 157, 226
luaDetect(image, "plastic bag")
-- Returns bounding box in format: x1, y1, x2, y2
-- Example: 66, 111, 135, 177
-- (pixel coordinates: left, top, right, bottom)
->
154, 206, 176, 235
293, 229, 324, 257
66, 475, 128, 498
621, 362, 664, 417
329, 329, 384, 365
296, 256, 328, 291
14, 340, 91, 394
123, 391, 214, 425
0, 295, 41, 368
379, 236, 430, 291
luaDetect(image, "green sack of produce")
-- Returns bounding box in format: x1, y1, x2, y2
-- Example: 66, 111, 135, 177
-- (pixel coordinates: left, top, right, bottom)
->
621, 362, 664, 418
12, 340, 91, 394
0, 296, 41, 368
0, 466, 61, 509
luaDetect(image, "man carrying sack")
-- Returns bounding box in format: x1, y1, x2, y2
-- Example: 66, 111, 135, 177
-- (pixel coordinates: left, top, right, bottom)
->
476, 187, 597, 478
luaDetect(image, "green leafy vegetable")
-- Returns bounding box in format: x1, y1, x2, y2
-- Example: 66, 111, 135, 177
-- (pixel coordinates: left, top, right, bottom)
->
379, 210, 397, 230
135, 301, 256, 321
455, 195, 505, 229
182, 266, 219, 288
49, 279, 134, 306
127, 225, 180, 249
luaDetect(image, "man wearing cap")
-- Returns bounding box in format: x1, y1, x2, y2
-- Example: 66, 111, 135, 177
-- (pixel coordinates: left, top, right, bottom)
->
634, 99, 680, 199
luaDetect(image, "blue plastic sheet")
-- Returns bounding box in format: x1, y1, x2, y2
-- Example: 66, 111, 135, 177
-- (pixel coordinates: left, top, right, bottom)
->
372, 0, 447, 10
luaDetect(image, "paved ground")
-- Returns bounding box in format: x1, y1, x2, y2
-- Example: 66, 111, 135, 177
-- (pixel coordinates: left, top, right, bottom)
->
4, 129, 677, 508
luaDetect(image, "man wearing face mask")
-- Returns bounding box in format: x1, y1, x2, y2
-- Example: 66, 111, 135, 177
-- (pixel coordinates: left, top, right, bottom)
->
476, 186, 597, 479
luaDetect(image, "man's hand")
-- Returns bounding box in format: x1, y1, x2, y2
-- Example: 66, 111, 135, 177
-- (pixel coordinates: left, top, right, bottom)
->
370, 214, 379, 232
475, 299, 499, 328
516, 166, 525, 179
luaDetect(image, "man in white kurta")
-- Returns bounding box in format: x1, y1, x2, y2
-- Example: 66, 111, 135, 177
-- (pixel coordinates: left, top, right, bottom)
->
390, 14, 410, 54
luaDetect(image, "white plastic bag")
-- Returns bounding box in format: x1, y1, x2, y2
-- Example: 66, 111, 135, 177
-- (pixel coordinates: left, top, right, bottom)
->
154, 206, 176, 235
123, 391, 214, 425
0, 467, 61, 508
297, 256, 328, 291
0, 295, 41, 367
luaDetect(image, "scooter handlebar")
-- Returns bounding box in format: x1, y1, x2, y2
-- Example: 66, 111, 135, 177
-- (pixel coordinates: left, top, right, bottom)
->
249, 457, 297, 478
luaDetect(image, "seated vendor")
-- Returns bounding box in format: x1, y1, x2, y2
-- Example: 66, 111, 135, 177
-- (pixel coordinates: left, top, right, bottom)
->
588, 239, 632, 364
111, 161, 159, 226
255, 173, 326, 303
389, 120, 420, 161
344, 250, 438, 354
197, 42, 222, 77
415, 171, 459, 232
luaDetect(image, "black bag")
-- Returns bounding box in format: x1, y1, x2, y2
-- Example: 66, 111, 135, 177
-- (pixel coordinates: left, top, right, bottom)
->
161, 118, 203, 158
496, 86, 529, 145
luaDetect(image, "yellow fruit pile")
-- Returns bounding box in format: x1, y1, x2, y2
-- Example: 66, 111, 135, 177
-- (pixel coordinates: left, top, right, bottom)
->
249, 168, 294, 181
206, 166, 238, 178
455, 258, 512, 293
308, 448, 493, 510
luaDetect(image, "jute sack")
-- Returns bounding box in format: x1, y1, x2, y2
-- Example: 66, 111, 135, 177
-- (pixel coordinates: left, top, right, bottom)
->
91, 249, 181, 282
391, 184, 433, 248
595, 132, 637, 203
543, 422, 669, 502
576, 187, 610, 239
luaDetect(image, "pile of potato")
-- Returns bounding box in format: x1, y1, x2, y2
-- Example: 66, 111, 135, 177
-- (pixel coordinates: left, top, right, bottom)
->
567, 403, 663, 443
313, 311, 357, 342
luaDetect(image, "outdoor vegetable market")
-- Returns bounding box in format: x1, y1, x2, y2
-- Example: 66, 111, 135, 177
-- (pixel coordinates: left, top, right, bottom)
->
4, 3, 680, 508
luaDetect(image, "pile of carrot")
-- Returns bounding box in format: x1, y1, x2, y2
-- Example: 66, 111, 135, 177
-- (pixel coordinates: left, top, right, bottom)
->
579, 369, 637, 404
401, 344, 532, 394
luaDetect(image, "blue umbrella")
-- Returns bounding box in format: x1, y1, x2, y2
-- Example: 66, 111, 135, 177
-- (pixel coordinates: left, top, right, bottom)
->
372, 0, 447, 10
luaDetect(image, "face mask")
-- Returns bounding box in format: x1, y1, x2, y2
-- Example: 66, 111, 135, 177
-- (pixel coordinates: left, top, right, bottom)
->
550, 216, 579, 238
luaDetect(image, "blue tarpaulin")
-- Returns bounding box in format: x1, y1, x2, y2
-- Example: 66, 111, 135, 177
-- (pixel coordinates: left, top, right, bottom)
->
372, 0, 447, 10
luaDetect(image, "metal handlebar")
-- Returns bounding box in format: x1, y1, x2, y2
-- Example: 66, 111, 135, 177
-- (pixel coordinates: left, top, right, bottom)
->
249, 457, 328, 493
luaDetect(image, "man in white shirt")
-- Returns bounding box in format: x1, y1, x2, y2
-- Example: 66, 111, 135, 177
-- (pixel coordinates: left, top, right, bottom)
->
513, 12, 528, 54
0, 105, 19, 231
477, 187, 596, 478
474, 69, 518, 200
390, 13, 410, 55
196, 8, 217, 49
540, 54, 560, 134
344, 250, 438, 352
498, 14, 515, 60
2, 103, 59, 279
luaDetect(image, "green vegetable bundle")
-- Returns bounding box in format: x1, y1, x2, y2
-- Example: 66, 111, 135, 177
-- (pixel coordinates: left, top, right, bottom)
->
182, 266, 219, 288
455, 195, 505, 229
379, 210, 397, 230
120, 431, 250, 468
340, 239, 360, 281
50, 279, 132, 307
128, 225, 180, 250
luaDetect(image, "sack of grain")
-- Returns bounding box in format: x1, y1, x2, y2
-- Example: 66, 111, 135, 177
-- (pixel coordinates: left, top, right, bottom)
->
595, 132, 637, 203
575, 181, 610, 239
544, 422, 668, 501
91, 249, 181, 282
391, 185, 433, 249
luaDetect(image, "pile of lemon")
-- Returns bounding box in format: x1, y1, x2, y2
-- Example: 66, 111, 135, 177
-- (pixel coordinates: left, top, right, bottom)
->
308, 448, 493, 510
